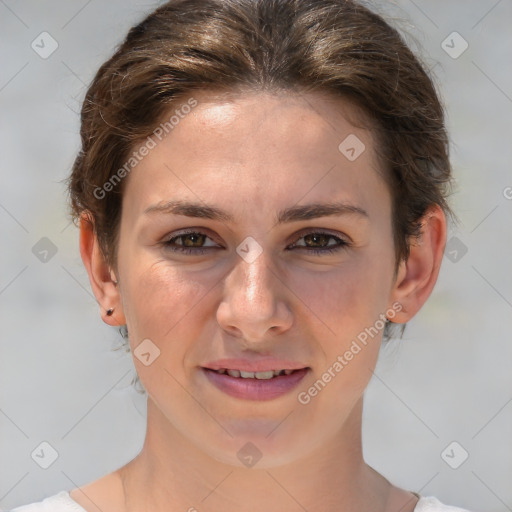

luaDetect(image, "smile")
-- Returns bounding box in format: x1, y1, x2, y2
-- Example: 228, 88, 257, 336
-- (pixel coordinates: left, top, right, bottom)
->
211, 368, 297, 379
201, 367, 310, 400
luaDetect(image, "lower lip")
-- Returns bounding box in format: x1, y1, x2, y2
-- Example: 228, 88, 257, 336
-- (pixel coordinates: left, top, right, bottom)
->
202, 367, 309, 401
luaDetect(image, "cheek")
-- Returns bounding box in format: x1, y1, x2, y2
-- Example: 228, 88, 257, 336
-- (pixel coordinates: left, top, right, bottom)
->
118, 257, 215, 400
125, 263, 207, 331
291, 251, 393, 336
292, 263, 388, 413
118, 248, 213, 359
289, 243, 394, 396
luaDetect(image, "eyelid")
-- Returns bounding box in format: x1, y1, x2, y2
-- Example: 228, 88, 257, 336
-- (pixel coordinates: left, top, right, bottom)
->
163, 228, 223, 246
289, 227, 352, 246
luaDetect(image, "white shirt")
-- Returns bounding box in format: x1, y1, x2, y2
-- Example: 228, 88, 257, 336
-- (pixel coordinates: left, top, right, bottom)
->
7, 491, 473, 511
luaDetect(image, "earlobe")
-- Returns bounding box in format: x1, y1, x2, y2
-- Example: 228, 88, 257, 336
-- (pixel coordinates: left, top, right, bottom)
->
79, 211, 126, 326
389, 205, 447, 324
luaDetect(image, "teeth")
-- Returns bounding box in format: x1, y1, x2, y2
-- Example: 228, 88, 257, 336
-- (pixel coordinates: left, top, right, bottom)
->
254, 371, 275, 380
214, 368, 297, 379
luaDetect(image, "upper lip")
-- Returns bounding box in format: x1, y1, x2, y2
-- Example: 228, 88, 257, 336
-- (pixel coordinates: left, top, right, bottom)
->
202, 358, 309, 373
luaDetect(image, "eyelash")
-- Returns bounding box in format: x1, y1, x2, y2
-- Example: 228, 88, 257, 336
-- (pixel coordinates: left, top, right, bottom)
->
162, 229, 350, 256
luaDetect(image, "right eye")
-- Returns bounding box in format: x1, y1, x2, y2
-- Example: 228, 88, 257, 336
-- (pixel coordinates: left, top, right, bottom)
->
162, 230, 221, 255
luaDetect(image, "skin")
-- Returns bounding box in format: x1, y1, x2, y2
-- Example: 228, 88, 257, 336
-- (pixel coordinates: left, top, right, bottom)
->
75, 90, 446, 512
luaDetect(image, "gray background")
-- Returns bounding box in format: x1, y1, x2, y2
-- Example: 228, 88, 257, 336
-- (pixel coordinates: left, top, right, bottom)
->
1, 1, 511, 511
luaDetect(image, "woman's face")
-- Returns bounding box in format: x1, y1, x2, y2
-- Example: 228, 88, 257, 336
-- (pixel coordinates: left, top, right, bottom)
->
116, 90, 401, 467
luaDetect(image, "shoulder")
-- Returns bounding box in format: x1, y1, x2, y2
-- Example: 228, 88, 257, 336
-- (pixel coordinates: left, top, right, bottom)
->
8, 491, 87, 512
414, 496, 473, 512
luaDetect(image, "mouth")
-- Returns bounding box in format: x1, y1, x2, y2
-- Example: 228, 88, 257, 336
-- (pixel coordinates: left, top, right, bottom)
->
205, 368, 301, 379
201, 366, 310, 400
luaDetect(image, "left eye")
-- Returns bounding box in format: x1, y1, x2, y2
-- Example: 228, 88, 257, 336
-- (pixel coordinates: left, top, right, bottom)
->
289, 232, 349, 255
162, 231, 349, 256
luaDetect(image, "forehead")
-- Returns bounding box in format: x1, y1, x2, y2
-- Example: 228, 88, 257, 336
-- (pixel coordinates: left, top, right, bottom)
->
179, 89, 374, 160
122, 89, 390, 222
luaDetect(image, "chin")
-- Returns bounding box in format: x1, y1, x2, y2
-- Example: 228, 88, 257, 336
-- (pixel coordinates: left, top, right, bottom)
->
198, 421, 317, 469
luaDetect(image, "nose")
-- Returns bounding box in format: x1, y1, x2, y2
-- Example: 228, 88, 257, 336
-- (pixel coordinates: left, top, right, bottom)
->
216, 250, 293, 343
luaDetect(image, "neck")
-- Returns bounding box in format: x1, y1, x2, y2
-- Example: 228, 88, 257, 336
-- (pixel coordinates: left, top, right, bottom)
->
118, 396, 392, 512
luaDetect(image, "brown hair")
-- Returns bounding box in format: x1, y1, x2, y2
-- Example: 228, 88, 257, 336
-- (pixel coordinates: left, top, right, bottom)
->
67, 0, 452, 340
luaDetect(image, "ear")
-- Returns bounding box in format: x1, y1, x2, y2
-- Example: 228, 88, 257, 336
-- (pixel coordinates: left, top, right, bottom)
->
79, 211, 126, 326
389, 204, 447, 323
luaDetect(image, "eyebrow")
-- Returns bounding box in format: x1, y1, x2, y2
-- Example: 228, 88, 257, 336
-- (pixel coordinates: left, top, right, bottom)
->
144, 200, 369, 224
